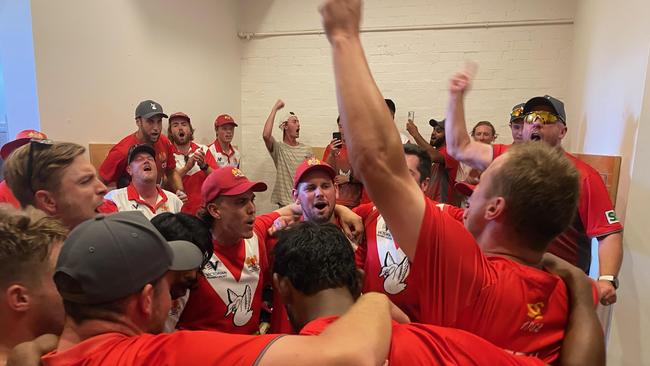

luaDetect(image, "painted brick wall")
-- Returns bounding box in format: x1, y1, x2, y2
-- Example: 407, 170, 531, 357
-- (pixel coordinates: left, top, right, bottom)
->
240, 0, 576, 213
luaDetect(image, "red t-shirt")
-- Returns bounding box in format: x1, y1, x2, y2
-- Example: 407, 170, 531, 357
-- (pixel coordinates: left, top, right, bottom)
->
0, 180, 20, 208
415, 198, 569, 363
300, 316, 545, 366
177, 212, 279, 334
99, 133, 176, 186
322, 144, 363, 208
426, 146, 459, 204
41, 331, 282, 366
492, 145, 623, 272
172, 142, 208, 215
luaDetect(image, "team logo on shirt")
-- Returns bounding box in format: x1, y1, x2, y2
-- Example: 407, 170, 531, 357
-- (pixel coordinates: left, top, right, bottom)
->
605, 210, 619, 224
379, 251, 410, 294
245, 255, 260, 272
158, 152, 167, 169
225, 285, 254, 326
526, 302, 544, 320
520, 302, 545, 333
204, 258, 228, 279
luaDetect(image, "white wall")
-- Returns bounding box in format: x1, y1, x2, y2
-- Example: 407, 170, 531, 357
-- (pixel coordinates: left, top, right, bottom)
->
30, 0, 242, 149
0, 0, 41, 137
239, 0, 576, 212
567, 1, 650, 364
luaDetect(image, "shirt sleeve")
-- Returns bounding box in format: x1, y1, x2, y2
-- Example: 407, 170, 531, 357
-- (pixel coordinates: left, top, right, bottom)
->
269, 140, 280, 164
413, 198, 492, 326
165, 139, 176, 170
99, 146, 127, 183
322, 145, 332, 162
492, 144, 510, 161
578, 165, 623, 238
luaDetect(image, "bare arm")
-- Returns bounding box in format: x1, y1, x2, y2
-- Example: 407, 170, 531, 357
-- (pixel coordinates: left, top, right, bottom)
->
542, 254, 605, 366
6, 334, 58, 366
165, 169, 184, 193
259, 292, 392, 366
445, 72, 494, 171
321, 0, 424, 258
596, 232, 623, 305
263, 100, 285, 152
406, 121, 445, 164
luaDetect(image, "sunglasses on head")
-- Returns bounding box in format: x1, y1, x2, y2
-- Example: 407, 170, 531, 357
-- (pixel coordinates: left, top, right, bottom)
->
26, 138, 55, 193
510, 106, 524, 118
523, 111, 561, 125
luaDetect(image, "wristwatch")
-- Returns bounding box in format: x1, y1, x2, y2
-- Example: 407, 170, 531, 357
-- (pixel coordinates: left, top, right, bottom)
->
598, 275, 619, 290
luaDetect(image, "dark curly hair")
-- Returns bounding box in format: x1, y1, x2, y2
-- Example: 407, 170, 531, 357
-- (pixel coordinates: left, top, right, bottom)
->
151, 212, 213, 268
273, 221, 361, 297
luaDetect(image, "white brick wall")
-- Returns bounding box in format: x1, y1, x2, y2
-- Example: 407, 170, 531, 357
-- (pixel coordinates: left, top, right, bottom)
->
239, 0, 576, 213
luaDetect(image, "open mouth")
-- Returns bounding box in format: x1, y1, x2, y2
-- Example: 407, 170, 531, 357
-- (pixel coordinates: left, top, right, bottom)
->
530, 133, 541, 141
314, 201, 328, 210
179, 132, 186, 138
143, 165, 152, 172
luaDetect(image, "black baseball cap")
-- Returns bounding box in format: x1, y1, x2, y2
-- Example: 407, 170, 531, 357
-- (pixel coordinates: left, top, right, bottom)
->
127, 144, 156, 164
523, 95, 566, 124
135, 100, 168, 120
54, 211, 203, 305
429, 118, 445, 128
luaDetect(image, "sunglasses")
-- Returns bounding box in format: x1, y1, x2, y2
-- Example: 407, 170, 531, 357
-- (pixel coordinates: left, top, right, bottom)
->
523, 111, 561, 125
510, 106, 524, 118
26, 138, 55, 193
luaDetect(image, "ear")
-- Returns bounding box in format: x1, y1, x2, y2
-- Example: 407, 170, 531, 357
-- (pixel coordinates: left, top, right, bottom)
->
126, 164, 133, 177
138, 283, 155, 318
334, 184, 339, 200
420, 177, 430, 193
292, 188, 298, 202
558, 124, 568, 140
484, 196, 506, 221
273, 274, 292, 305
33, 190, 57, 216
207, 202, 221, 220
135, 118, 142, 128
5, 285, 31, 312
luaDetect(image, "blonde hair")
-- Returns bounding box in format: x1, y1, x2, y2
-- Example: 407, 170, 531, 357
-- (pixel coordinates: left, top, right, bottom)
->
0, 205, 68, 287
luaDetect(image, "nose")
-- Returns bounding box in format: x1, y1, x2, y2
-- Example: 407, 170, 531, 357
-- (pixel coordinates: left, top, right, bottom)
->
246, 200, 256, 215
96, 178, 108, 196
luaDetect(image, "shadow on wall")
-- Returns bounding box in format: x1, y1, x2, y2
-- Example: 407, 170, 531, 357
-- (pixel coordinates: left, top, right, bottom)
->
614, 110, 640, 223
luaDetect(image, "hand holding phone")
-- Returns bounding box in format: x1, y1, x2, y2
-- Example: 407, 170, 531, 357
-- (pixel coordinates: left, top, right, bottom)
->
332, 132, 343, 149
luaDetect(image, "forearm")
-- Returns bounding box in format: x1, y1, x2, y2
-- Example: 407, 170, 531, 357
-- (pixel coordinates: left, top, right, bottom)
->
274, 203, 301, 217
263, 109, 278, 148
597, 232, 623, 276
410, 130, 444, 164
167, 170, 184, 192
445, 93, 492, 170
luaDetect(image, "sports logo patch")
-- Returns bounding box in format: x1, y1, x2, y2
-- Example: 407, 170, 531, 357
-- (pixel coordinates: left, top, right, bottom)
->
526, 302, 544, 321
605, 210, 619, 224
307, 157, 322, 166
231, 168, 245, 178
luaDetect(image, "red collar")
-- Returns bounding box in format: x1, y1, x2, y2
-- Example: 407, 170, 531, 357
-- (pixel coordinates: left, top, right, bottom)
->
126, 183, 168, 213
213, 140, 235, 158
299, 316, 339, 335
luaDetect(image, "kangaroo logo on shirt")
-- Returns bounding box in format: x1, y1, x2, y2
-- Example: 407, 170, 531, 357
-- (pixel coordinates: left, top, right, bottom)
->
379, 251, 410, 294
225, 285, 254, 326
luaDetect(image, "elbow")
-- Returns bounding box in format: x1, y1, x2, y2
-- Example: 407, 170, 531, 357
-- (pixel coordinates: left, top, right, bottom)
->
350, 148, 391, 182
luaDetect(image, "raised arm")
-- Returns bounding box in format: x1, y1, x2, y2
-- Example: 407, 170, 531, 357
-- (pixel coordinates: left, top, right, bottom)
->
321, 0, 424, 258
445, 71, 494, 171
406, 121, 445, 164
263, 99, 285, 152
259, 292, 392, 366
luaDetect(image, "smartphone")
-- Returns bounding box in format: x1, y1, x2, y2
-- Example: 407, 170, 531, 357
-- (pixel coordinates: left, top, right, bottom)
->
333, 132, 342, 140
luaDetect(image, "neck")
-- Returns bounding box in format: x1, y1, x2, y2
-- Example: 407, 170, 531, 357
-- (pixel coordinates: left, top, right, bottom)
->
56, 317, 144, 352
134, 181, 158, 202
211, 226, 242, 247
175, 142, 191, 154
283, 135, 298, 146
477, 225, 544, 266
135, 130, 150, 144
294, 288, 355, 332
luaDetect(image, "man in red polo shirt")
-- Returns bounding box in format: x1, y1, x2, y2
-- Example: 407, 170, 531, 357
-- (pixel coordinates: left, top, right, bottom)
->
104, 144, 183, 220
273, 221, 604, 366
176, 167, 300, 334
168, 112, 209, 215
0, 129, 48, 208
206, 114, 241, 170
445, 70, 623, 305
99, 100, 184, 198
321, 2, 584, 362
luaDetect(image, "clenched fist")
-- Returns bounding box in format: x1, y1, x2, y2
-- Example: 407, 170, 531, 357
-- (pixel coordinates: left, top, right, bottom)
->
319, 0, 362, 43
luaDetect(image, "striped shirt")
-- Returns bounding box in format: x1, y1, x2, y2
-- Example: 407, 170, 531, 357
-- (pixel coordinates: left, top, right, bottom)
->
269, 140, 312, 206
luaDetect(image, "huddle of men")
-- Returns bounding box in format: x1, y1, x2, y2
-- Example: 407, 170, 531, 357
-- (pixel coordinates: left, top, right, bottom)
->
0, 0, 620, 364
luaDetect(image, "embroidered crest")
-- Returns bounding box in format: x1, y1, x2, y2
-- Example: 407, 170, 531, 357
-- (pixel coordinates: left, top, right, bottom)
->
307, 157, 322, 166
245, 255, 260, 272
231, 168, 245, 178
379, 251, 410, 294
225, 285, 254, 326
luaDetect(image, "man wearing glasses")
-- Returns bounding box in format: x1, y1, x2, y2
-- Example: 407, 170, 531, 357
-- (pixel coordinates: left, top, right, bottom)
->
3, 141, 109, 229
444, 71, 623, 306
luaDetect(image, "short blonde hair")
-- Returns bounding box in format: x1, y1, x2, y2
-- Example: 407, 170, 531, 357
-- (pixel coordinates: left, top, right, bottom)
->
0, 205, 68, 287
4, 142, 85, 207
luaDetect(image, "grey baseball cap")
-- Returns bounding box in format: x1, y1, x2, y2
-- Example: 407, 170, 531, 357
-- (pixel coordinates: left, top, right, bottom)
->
135, 100, 168, 119
54, 211, 203, 304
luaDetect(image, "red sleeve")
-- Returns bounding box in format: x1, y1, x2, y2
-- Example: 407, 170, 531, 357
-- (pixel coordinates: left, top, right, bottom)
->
205, 146, 219, 170
436, 203, 465, 223
322, 145, 332, 161
352, 202, 375, 220
577, 163, 623, 238
99, 146, 128, 183
254, 212, 282, 243
161, 136, 176, 170
413, 198, 492, 326
440, 148, 459, 171
492, 144, 510, 160
352, 203, 375, 269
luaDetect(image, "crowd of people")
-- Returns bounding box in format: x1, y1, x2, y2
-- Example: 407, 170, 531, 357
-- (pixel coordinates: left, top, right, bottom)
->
0, 0, 623, 365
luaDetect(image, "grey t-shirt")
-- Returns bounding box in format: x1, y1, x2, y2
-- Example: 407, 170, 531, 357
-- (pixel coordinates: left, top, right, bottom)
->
269, 139, 313, 206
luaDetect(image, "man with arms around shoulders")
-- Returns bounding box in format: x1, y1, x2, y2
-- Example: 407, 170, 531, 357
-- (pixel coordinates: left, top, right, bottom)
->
99, 100, 186, 200
320, 1, 585, 361
168, 112, 210, 215
4, 141, 110, 229
104, 144, 183, 220
262, 99, 313, 208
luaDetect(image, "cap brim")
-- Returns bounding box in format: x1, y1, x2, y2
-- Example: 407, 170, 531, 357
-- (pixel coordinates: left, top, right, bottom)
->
216, 122, 238, 127
294, 165, 337, 188
128, 146, 156, 164
221, 181, 268, 196
168, 240, 204, 271
0, 138, 30, 160
140, 112, 169, 119
455, 182, 476, 197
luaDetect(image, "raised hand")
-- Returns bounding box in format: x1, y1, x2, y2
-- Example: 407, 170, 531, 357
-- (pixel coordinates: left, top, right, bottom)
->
319, 0, 362, 43
274, 99, 285, 111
